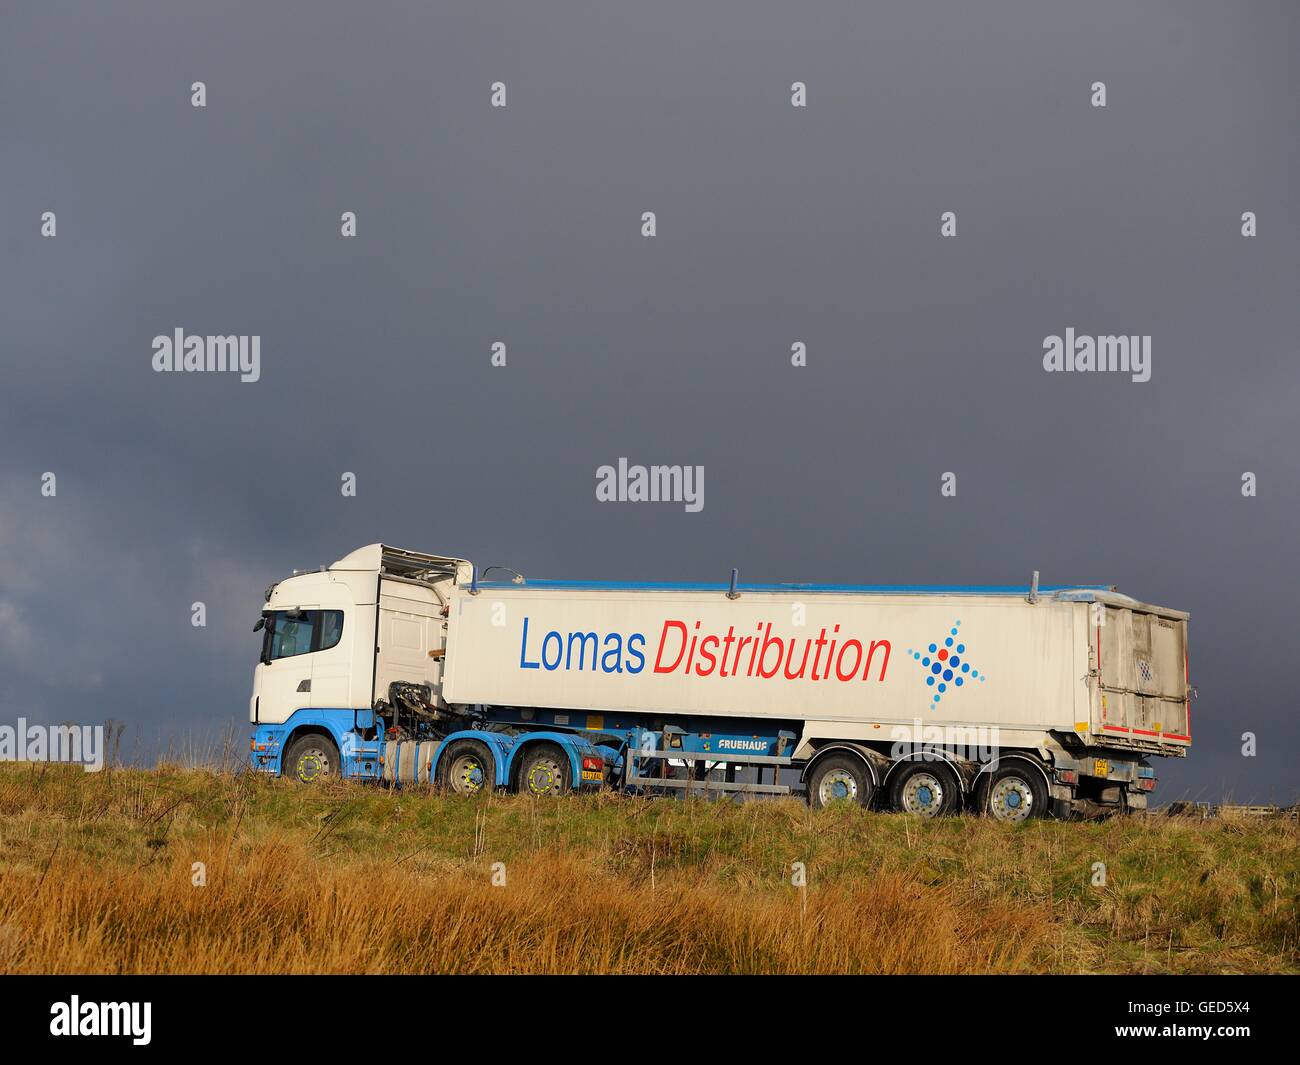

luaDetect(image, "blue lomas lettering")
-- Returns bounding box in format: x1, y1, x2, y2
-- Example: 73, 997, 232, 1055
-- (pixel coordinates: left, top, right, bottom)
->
519, 616, 646, 674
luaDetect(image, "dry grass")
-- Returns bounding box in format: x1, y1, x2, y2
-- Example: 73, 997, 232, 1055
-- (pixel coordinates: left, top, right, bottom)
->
0, 763, 1296, 974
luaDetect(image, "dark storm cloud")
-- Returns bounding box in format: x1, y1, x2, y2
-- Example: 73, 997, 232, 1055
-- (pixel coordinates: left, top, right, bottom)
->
2, 2, 1297, 798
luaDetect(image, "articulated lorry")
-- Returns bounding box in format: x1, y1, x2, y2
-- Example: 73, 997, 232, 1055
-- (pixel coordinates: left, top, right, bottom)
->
248, 544, 1192, 820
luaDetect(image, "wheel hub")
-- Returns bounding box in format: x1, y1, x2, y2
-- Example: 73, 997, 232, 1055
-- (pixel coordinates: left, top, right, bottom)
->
296, 748, 330, 783
818, 769, 858, 805
526, 759, 563, 794
451, 756, 485, 794
902, 772, 945, 816
990, 777, 1034, 823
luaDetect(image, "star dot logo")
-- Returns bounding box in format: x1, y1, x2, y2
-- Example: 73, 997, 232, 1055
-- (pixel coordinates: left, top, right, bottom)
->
906, 620, 986, 707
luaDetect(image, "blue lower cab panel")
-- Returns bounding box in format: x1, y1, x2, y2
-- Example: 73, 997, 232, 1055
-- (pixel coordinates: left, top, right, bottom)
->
250, 708, 368, 778
248, 725, 287, 774
344, 741, 382, 779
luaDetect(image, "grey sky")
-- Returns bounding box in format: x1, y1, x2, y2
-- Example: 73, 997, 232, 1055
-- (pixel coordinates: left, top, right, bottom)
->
2, 1, 1297, 801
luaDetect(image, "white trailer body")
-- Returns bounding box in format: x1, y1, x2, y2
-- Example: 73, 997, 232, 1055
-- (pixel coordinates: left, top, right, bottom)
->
441, 582, 1190, 758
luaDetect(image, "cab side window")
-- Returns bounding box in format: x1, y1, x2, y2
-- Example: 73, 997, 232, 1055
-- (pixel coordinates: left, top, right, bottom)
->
318, 610, 344, 652
269, 613, 315, 660
267, 610, 345, 660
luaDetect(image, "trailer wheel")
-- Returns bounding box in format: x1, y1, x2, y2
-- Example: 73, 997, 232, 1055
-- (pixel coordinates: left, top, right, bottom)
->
983, 764, 1047, 823
437, 740, 495, 796
284, 733, 338, 784
807, 754, 873, 810
890, 761, 960, 818
517, 743, 571, 796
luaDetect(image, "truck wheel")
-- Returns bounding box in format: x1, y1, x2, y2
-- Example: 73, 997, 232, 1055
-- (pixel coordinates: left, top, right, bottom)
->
517, 743, 571, 796
438, 740, 495, 796
284, 733, 339, 784
983, 764, 1047, 823
890, 762, 959, 818
807, 754, 873, 810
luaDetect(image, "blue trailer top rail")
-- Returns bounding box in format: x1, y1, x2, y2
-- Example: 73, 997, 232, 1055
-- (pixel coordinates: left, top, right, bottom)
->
474, 578, 1115, 596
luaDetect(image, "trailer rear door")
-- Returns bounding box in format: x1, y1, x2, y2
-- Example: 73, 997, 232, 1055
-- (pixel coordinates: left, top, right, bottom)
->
1092, 606, 1189, 747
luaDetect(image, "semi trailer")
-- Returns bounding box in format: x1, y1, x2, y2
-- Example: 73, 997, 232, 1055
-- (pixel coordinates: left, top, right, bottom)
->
248, 544, 1192, 820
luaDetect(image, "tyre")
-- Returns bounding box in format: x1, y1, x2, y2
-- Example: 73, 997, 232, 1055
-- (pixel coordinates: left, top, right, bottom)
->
437, 739, 495, 796
982, 763, 1048, 823
516, 743, 571, 796
889, 761, 960, 817
806, 754, 874, 810
283, 732, 339, 784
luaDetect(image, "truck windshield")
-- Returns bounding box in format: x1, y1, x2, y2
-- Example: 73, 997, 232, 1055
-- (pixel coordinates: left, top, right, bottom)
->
261, 610, 344, 661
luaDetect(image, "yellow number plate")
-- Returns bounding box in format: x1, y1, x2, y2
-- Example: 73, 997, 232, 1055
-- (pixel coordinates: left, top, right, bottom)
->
1094, 759, 1109, 776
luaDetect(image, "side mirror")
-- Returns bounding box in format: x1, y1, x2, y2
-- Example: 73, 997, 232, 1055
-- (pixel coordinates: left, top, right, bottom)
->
253, 617, 266, 633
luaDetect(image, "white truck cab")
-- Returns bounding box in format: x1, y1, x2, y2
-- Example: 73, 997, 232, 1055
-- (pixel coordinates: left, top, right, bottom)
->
250, 544, 469, 727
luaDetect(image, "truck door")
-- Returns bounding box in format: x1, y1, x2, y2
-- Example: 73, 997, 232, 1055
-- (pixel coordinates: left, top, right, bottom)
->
1092, 606, 1189, 742
255, 606, 319, 725
307, 608, 352, 710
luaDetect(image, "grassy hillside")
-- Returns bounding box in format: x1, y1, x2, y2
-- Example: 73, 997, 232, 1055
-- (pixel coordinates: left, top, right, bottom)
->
0, 763, 1295, 974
